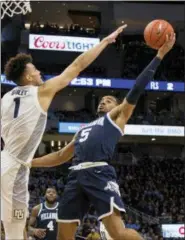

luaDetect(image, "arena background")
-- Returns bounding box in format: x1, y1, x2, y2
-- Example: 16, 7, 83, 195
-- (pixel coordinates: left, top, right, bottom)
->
1, 1, 185, 239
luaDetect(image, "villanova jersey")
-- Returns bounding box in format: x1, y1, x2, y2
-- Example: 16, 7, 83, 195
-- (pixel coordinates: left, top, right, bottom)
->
73, 113, 123, 165
1, 85, 47, 163
36, 202, 59, 240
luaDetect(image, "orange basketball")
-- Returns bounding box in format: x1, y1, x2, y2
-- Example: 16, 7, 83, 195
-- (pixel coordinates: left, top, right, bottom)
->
144, 19, 174, 50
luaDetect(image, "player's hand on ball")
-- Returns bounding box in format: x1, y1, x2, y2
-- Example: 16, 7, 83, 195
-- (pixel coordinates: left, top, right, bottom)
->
34, 228, 46, 239
104, 23, 128, 44
157, 32, 176, 59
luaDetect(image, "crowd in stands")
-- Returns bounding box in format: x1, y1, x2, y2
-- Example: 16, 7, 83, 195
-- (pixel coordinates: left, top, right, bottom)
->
37, 63, 106, 77
122, 41, 184, 82
115, 156, 184, 223
129, 108, 184, 126
29, 22, 99, 37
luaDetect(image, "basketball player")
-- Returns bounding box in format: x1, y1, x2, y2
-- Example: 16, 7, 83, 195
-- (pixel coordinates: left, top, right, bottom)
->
28, 187, 58, 240
31, 33, 175, 240
1, 24, 127, 240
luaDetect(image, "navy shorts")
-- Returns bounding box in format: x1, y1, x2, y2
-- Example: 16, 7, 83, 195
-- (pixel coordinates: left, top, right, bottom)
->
57, 165, 125, 224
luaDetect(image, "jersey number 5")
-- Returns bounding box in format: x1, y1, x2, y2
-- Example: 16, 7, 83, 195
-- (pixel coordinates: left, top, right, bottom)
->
13, 97, 20, 118
79, 128, 92, 142
47, 220, 54, 231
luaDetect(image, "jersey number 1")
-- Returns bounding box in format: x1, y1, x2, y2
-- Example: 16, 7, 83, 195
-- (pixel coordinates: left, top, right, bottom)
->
13, 97, 20, 118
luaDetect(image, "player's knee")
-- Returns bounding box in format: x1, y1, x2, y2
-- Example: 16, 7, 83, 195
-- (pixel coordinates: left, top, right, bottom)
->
109, 227, 124, 240
57, 223, 76, 240
105, 224, 142, 240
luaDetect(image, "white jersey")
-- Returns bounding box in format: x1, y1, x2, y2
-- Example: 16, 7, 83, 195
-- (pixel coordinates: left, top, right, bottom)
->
1, 85, 47, 163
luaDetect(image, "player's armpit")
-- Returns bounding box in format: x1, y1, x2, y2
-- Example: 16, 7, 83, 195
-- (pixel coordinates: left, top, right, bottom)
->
31, 139, 75, 168
109, 98, 135, 129
117, 98, 136, 123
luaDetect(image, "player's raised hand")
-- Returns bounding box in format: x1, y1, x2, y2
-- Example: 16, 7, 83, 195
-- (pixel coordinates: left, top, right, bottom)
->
157, 32, 176, 59
103, 23, 128, 44
34, 228, 46, 239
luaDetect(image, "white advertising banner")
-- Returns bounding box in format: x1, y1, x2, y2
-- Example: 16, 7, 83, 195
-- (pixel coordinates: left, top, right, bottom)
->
29, 34, 100, 52
162, 224, 185, 238
124, 125, 184, 137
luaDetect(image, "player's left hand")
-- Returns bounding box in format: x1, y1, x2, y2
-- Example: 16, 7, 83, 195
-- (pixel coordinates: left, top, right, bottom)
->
103, 23, 128, 44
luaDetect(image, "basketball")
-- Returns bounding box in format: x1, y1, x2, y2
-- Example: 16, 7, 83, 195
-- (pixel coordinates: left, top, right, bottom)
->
144, 20, 174, 50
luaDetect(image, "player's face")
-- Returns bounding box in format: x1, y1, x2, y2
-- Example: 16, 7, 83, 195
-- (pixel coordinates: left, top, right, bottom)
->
25, 63, 43, 86
45, 188, 57, 204
97, 96, 118, 116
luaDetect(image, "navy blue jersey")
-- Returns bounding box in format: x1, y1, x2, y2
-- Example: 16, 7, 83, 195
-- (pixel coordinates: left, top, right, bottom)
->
73, 113, 123, 165
35, 202, 58, 240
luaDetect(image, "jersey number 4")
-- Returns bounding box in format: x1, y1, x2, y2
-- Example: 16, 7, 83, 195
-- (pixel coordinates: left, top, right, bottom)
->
79, 127, 92, 142
13, 97, 20, 118
47, 220, 54, 231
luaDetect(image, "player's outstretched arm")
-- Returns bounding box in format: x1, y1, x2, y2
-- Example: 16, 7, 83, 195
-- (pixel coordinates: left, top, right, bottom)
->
109, 33, 176, 129
31, 138, 75, 168
38, 24, 127, 111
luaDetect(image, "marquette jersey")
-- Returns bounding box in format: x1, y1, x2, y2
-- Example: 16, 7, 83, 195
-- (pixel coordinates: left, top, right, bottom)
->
36, 202, 59, 240
73, 113, 123, 165
1, 85, 47, 163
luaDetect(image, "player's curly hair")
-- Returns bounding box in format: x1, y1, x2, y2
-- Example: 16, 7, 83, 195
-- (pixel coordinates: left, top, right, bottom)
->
4, 53, 33, 84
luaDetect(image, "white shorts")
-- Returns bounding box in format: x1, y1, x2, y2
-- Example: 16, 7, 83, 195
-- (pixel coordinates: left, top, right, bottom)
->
1, 151, 30, 223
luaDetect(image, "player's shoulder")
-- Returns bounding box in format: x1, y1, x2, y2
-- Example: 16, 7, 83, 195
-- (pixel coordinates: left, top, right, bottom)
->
31, 203, 42, 215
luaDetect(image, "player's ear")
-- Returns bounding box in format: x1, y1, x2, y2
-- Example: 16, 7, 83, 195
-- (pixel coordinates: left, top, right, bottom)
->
26, 74, 32, 82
